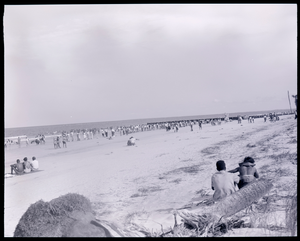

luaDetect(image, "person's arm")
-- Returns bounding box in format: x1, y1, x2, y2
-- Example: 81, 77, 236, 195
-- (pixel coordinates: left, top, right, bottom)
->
228, 167, 239, 173
211, 176, 215, 190
254, 168, 259, 178
233, 174, 240, 185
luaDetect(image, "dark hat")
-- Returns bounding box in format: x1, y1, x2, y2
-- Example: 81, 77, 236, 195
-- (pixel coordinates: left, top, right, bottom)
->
216, 160, 226, 171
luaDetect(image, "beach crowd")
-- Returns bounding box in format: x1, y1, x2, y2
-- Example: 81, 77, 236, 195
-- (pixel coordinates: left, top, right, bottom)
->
4, 112, 291, 150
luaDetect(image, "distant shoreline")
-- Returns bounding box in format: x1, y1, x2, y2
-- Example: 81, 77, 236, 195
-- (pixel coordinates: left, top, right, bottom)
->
5, 108, 293, 130
4, 108, 294, 139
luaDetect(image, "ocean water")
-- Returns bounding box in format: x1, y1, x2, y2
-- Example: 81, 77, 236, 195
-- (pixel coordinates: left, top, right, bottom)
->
4, 109, 292, 138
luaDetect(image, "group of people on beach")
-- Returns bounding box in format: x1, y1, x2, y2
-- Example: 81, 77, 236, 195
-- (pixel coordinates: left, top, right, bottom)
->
211, 157, 259, 201
53, 135, 68, 149
10, 156, 39, 175
5, 112, 291, 151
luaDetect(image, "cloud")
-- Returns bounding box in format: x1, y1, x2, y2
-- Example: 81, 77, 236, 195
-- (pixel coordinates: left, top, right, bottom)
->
4, 4, 297, 127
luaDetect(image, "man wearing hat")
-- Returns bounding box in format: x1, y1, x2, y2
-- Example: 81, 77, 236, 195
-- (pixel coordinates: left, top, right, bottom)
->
211, 160, 240, 201
228, 156, 259, 189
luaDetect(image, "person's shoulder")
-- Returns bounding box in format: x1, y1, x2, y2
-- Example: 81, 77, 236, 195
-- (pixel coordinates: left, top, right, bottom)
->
211, 172, 219, 178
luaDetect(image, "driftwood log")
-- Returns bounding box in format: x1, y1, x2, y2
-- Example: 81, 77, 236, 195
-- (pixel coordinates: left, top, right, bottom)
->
176, 179, 273, 235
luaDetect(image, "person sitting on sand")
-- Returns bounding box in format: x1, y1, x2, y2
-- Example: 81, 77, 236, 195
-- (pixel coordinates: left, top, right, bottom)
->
228, 156, 259, 189
211, 160, 239, 201
30, 156, 39, 171
127, 136, 137, 146
23, 157, 32, 173
10, 159, 24, 175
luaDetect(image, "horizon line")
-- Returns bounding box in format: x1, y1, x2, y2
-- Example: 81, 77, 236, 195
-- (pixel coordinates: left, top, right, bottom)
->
4, 108, 294, 130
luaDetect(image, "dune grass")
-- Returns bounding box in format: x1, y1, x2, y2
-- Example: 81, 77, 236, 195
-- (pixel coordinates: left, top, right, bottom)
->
201, 146, 220, 156
170, 178, 182, 184
131, 186, 163, 198
164, 164, 203, 176
268, 151, 297, 164
285, 191, 297, 236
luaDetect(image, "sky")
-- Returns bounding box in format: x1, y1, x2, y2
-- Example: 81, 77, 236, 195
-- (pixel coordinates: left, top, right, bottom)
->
4, 4, 297, 128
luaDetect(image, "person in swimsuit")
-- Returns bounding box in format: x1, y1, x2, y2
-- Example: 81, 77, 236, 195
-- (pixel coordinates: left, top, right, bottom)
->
10, 159, 24, 175
228, 156, 259, 189
23, 157, 32, 173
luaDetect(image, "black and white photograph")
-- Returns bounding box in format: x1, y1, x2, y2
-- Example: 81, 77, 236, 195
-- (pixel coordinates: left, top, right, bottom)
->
4, 4, 297, 237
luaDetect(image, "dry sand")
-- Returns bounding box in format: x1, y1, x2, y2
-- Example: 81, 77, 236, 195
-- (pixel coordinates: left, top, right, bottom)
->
4, 115, 297, 237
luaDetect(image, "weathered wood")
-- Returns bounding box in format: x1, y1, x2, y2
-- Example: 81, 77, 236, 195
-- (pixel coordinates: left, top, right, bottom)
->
213, 179, 273, 218
177, 179, 273, 232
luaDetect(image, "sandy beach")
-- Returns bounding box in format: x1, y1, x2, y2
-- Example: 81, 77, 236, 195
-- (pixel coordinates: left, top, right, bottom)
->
4, 115, 297, 237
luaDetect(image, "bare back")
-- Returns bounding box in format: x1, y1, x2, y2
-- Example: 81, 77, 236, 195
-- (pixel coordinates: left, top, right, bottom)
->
239, 164, 259, 178
16, 163, 24, 172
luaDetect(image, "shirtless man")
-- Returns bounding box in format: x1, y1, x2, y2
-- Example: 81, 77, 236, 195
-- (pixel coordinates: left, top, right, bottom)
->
228, 156, 259, 189
10, 159, 24, 175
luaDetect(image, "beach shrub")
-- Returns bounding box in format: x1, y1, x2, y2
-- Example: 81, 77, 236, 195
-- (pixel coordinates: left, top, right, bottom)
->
14, 193, 94, 237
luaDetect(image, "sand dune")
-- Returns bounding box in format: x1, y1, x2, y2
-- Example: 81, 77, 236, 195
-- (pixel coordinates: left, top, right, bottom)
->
4, 115, 297, 237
